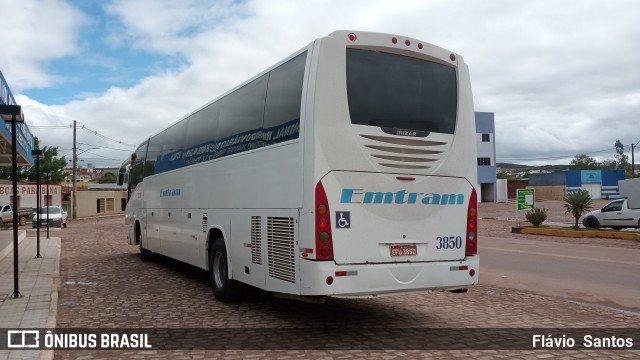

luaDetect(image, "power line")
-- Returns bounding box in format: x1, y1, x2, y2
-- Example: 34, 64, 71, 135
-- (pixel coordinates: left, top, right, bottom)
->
77, 142, 134, 152
77, 123, 136, 148
84, 151, 124, 162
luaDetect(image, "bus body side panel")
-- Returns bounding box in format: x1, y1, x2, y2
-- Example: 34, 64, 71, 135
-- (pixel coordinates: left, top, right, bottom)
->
125, 186, 144, 246
438, 61, 477, 186
142, 142, 302, 275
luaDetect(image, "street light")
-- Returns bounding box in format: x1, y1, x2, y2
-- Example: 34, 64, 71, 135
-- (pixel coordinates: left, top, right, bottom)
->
45, 171, 51, 239
72, 146, 99, 220
1, 104, 25, 299
32, 149, 43, 258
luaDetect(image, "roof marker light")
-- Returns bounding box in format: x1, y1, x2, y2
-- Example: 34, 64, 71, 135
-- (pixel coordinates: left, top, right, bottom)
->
450, 53, 456, 61
418, 43, 423, 49
348, 33, 357, 42
405, 39, 411, 46
392, 37, 398, 44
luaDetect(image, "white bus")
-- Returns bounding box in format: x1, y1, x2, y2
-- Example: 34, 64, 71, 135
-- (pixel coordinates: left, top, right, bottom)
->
119, 30, 478, 302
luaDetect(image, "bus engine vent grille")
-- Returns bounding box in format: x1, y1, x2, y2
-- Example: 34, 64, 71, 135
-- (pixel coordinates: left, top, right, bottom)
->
267, 217, 295, 283
251, 216, 262, 265
359, 134, 448, 171
202, 212, 208, 233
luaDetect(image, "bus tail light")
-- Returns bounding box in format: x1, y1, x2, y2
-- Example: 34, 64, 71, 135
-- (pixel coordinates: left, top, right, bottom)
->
465, 188, 478, 256
315, 182, 334, 261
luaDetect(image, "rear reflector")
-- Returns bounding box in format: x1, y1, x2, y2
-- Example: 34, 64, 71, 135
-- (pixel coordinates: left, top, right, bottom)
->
335, 270, 358, 277
450, 265, 469, 271
465, 188, 478, 256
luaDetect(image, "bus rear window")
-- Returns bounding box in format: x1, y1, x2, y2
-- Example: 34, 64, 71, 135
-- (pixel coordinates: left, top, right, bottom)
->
346, 48, 457, 134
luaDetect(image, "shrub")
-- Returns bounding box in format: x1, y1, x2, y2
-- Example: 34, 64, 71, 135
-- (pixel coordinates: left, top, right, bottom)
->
563, 189, 593, 229
525, 207, 548, 227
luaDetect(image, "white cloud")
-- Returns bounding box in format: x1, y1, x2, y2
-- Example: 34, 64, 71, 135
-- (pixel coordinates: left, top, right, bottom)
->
0, 0, 87, 91
7, 0, 640, 167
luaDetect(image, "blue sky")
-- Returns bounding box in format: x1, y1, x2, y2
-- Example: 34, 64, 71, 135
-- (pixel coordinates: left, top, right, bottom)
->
21, 0, 184, 104
1, 0, 639, 168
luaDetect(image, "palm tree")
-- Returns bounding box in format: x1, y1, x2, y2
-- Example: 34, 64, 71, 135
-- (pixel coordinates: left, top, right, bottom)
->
563, 189, 593, 229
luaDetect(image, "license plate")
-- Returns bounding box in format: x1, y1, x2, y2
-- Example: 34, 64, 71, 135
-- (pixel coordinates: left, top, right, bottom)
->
390, 244, 417, 257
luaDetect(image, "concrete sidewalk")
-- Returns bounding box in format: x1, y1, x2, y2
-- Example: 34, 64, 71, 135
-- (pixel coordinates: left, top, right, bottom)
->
0, 232, 60, 360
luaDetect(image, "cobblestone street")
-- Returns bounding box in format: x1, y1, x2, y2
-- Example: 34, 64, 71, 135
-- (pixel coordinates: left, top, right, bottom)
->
52, 214, 639, 359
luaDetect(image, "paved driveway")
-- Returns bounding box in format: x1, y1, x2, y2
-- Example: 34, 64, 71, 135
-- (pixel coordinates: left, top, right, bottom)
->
52, 216, 639, 359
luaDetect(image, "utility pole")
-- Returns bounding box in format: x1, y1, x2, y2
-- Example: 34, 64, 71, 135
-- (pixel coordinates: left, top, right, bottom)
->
632, 143, 635, 178
72, 120, 77, 219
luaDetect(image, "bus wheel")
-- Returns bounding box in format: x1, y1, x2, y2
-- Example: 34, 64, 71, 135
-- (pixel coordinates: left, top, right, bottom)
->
210, 238, 243, 302
137, 223, 152, 261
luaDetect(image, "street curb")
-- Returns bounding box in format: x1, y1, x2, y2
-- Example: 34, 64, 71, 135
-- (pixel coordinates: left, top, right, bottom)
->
39, 237, 61, 360
0, 229, 27, 261
70, 214, 124, 221
512, 226, 640, 241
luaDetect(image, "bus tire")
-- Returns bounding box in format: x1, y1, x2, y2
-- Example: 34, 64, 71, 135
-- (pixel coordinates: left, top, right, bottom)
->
210, 238, 243, 302
137, 223, 152, 262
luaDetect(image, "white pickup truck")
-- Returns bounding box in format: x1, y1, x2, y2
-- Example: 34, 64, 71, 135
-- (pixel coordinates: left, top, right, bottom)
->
582, 199, 640, 230
0, 204, 33, 227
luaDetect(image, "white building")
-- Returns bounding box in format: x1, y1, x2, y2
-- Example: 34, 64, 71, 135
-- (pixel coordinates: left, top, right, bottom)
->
0, 180, 62, 208
475, 112, 499, 202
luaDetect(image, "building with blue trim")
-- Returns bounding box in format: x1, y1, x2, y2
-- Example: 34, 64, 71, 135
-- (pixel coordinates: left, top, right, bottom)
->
0, 69, 34, 166
530, 170, 625, 199
476, 112, 497, 202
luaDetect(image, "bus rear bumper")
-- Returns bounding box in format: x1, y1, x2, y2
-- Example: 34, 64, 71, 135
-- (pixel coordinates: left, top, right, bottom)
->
298, 256, 479, 297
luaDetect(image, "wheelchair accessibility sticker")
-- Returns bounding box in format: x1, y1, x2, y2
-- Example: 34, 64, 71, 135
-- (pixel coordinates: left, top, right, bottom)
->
336, 211, 351, 229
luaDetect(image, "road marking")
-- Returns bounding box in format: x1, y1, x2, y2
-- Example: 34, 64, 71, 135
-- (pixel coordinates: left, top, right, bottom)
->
481, 246, 640, 266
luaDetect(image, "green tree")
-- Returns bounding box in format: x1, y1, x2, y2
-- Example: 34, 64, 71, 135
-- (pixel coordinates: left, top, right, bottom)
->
601, 159, 617, 170
24, 138, 68, 184
614, 140, 629, 172
570, 154, 599, 170
563, 189, 593, 229
99, 172, 117, 184
0, 165, 28, 181
0, 138, 66, 183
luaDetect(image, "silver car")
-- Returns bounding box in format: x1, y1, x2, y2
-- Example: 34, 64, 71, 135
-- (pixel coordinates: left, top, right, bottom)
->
32, 206, 68, 228
582, 199, 640, 230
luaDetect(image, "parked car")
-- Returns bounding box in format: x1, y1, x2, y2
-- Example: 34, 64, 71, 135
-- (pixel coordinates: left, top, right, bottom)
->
582, 199, 640, 230
0, 204, 33, 227
32, 206, 68, 228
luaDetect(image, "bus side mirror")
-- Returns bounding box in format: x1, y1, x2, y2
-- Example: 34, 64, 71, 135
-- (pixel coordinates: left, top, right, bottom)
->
117, 167, 126, 186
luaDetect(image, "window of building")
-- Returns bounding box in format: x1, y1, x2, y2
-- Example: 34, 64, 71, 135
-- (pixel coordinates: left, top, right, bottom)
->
481, 133, 490, 142
97, 198, 105, 214
106, 198, 115, 212
477, 157, 491, 166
